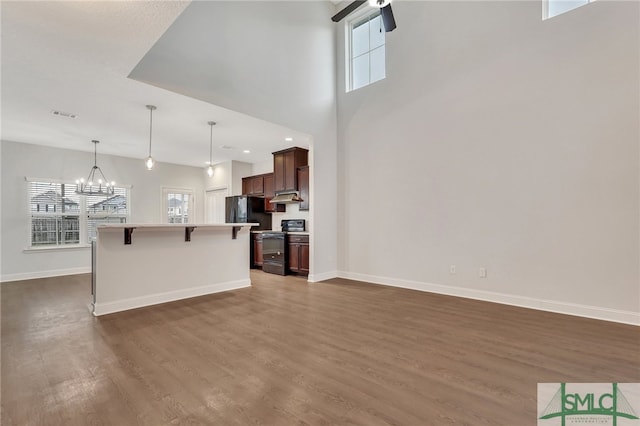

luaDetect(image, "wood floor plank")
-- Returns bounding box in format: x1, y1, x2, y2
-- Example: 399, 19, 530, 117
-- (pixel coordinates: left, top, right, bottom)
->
2, 271, 639, 425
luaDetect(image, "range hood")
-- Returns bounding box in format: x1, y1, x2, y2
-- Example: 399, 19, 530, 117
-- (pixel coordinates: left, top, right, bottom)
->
269, 191, 303, 204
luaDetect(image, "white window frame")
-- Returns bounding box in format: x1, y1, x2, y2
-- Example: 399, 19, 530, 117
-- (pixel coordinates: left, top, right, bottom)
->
345, 7, 386, 92
25, 177, 131, 250
543, 0, 594, 20
162, 187, 195, 224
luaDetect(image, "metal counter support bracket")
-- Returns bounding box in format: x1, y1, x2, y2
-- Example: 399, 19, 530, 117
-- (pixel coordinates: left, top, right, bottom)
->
124, 227, 135, 245
185, 226, 196, 242
232, 226, 242, 240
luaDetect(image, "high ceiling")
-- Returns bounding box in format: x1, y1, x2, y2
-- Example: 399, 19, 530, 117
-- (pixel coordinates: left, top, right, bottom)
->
1, 1, 314, 168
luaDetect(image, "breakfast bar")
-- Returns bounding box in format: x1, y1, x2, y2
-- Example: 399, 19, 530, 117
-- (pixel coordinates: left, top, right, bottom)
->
92, 223, 256, 316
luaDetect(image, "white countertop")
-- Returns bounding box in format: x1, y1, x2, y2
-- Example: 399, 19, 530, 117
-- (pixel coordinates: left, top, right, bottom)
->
98, 223, 258, 231
251, 230, 310, 235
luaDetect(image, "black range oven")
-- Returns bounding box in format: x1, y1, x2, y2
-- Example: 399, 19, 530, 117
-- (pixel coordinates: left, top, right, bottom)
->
262, 232, 286, 275
261, 220, 306, 276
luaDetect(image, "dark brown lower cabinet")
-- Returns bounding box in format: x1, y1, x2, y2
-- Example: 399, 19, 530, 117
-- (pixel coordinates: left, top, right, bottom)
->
252, 233, 263, 268
287, 234, 309, 276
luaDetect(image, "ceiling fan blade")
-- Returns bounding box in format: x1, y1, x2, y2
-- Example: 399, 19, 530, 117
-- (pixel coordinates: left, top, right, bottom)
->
381, 4, 397, 32
331, 0, 366, 22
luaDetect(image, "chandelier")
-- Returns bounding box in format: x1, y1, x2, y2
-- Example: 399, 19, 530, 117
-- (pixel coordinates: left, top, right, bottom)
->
75, 140, 115, 196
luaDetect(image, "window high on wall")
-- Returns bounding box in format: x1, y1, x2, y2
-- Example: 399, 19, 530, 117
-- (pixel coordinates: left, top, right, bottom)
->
347, 9, 386, 92
544, 0, 592, 19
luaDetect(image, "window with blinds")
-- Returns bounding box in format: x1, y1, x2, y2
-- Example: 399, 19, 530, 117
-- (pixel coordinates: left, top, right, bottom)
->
28, 180, 130, 247
85, 187, 129, 243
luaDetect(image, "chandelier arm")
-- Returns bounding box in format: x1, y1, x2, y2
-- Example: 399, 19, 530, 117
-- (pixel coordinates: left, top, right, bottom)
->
96, 167, 109, 183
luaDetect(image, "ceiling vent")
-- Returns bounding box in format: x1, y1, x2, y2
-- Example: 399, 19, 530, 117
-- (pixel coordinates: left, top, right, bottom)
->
51, 110, 78, 119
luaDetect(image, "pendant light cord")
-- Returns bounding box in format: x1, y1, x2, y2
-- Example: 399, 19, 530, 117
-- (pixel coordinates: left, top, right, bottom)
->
208, 121, 216, 164
148, 107, 154, 157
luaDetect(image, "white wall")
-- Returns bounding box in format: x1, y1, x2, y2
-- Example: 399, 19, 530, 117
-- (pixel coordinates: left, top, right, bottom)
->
251, 159, 273, 176
205, 161, 231, 191
231, 161, 252, 196
204, 160, 251, 196
1, 140, 206, 281
337, 1, 639, 323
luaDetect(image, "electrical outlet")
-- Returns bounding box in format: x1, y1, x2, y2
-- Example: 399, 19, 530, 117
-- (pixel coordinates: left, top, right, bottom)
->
479, 267, 487, 278
449, 265, 456, 274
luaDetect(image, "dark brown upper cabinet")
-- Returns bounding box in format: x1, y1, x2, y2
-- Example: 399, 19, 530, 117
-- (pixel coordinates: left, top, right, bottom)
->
297, 165, 309, 211
263, 172, 285, 212
242, 173, 285, 212
273, 147, 308, 193
242, 175, 264, 196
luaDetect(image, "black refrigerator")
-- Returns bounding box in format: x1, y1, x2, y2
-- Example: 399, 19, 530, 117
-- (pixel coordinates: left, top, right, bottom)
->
225, 196, 272, 230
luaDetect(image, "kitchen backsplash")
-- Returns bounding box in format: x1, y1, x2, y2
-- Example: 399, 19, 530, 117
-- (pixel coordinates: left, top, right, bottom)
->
271, 202, 310, 231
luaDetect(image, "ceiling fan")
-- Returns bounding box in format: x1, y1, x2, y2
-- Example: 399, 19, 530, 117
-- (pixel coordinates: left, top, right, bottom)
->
331, 0, 397, 32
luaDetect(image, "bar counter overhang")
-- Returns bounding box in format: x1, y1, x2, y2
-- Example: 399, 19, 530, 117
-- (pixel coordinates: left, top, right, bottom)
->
92, 223, 257, 316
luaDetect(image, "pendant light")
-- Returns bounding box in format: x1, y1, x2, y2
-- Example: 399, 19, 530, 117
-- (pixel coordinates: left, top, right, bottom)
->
75, 140, 115, 196
207, 121, 216, 177
145, 105, 156, 170
368, 0, 391, 7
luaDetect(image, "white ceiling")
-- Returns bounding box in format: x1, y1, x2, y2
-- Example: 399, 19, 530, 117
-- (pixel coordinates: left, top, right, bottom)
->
1, 1, 315, 168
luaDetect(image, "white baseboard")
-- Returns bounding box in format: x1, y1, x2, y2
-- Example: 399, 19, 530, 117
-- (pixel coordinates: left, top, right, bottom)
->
308, 270, 338, 283
1, 267, 91, 283
92, 279, 251, 316
337, 271, 640, 326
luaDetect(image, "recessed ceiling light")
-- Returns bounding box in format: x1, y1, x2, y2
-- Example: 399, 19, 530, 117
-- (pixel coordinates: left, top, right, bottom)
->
243, 150, 251, 154
285, 137, 293, 142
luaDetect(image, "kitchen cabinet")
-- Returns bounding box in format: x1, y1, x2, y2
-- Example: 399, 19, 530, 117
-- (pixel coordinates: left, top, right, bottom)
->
263, 173, 285, 213
242, 175, 264, 196
273, 147, 308, 193
287, 234, 309, 276
242, 173, 285, 212
297, 165, 309, 211
252, 233, 263, 268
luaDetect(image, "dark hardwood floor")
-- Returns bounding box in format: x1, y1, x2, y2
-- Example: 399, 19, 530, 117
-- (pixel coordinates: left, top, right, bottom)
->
2, 271, 639, 425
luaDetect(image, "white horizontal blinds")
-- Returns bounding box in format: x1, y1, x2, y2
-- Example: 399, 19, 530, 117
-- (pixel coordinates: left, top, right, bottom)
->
86, 186, 128, 243
29, 181, 81, 246
167, 192, 189, 223
28, 180, 130, 246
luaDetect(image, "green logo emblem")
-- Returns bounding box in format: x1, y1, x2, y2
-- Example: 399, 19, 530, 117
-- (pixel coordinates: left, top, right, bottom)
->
539, 383, 639, 426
